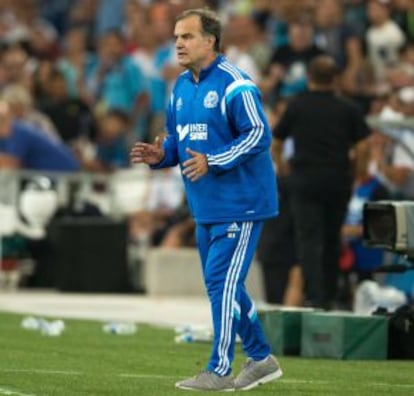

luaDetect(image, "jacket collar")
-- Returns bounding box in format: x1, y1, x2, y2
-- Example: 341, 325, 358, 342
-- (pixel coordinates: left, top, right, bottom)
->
184, 54, 225, 82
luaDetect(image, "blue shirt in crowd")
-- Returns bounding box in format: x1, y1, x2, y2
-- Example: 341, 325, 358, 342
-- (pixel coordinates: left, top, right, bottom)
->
97, 136, 129, 169
0, 121, 80, 171
88, 56, 147, 114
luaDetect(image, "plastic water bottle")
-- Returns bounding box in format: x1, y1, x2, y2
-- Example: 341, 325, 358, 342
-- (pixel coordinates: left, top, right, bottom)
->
174, 324, 209, 335
41, 320, 65, 337
21, 316, 65, 336
21, 316, 42, 330
102, 322, 137, 335
174, 333, 195, 343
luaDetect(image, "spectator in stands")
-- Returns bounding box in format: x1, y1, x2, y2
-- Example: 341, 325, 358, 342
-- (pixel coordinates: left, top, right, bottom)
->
149, 2, 183, 101
260, 15, 325, 104
38, 69, 96, 145
32, 59, 55, 107
66, 0, 97, 49
85, 29, 149, 139
57, 26, 96, 102
386, 42, 414, 89
273, 55, 371, 309
366, 0, 405, 85
222, 14, 261, 83
1, 43, 36, 91
371, 87, 414, 199
12, 0, 59, 59
94, 0, 126, 40
268, 0, 316, 47
247, 10, 273, 73
123, 0, 147, 53
82, 109, 130, 172
0, 101, 79, 171
343, 0, 367, 39
35, 0, 72, 36
314, 0, 364, 95
130, 24, 169, 141
2, 83, 59, 140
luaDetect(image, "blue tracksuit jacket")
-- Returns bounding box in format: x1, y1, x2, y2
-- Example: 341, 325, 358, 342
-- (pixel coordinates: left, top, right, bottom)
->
152, 54, 278, 224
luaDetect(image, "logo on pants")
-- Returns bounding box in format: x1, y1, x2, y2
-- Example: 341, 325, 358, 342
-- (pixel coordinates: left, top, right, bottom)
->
226, 222, 240, 238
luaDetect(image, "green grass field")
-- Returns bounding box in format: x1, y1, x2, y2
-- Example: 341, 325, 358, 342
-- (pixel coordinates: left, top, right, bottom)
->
0, 311, 413, 396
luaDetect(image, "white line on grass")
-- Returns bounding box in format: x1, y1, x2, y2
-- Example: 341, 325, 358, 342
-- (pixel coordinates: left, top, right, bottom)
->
0, 386, 36, 396
280, 379, 414, 388
372, 383, 414, 389
0, 369, 81, 376
280, 379, 330, 385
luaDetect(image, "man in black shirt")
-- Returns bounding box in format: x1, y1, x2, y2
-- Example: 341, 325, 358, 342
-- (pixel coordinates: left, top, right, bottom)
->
39, 70, 96, 144
273, 55, 370, 309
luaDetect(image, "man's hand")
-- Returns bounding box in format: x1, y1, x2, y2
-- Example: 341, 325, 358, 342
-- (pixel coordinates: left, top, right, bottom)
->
130, 136, 165, 165
182, 148, 208, 182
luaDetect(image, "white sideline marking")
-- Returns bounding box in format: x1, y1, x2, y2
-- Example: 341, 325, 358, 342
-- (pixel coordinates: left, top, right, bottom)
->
0, 369, 81, 376
372, 383, 414, 389
281, 379, 414, 388
280, 379, 330, 385
0, 386, 36, 396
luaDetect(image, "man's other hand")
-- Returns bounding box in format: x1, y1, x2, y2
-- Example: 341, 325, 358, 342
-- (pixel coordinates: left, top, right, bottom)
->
182, 148, 208, 182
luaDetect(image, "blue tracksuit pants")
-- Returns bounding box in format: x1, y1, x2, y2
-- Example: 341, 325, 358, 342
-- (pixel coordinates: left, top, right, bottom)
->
196, 220, 271, 376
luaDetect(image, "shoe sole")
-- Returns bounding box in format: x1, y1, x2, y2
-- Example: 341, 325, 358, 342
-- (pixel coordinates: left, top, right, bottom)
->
237, 368, 283, 391
175, 384, 235, 392
175, 381, 235, 392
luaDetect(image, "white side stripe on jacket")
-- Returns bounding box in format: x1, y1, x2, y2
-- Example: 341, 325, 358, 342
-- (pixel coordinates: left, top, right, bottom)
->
208, 64, 264, 166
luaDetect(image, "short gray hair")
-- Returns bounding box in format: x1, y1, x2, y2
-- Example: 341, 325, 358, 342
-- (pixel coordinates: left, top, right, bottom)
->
176, 8, 221, 52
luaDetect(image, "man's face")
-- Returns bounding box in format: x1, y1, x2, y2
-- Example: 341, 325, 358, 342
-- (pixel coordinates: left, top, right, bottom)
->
367, 1, 389, 25
49, 77, 67, 99
99, 116, 126, 140
66, 29, 86, 52
100, 34, 124, 66
174, 15, 214, 70
288, 23, 314, 52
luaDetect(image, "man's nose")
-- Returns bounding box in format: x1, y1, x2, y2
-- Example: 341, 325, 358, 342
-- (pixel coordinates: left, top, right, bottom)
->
176, 38, 184, 48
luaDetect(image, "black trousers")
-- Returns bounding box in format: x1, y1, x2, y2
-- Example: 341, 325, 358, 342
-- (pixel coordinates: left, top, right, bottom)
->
257, 177, 296, 304
289, 172, 351, 308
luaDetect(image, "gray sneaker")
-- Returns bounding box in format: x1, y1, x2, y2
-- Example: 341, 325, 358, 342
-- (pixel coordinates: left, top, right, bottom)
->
175, 371, 235, 391
234, 355, 283, 390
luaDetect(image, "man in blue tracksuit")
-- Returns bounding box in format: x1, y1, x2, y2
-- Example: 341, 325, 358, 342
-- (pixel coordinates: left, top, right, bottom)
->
130, 8, 282, 391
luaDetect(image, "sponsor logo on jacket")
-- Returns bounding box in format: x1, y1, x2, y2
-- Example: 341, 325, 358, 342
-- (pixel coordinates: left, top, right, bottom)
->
177, 124, 208, 141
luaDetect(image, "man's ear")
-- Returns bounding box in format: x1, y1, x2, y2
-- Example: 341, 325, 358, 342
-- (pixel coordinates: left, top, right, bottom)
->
207, 35, 215, 50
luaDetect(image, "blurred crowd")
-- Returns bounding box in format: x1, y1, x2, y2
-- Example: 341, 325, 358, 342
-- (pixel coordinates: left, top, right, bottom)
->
1, 0, 414, 304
